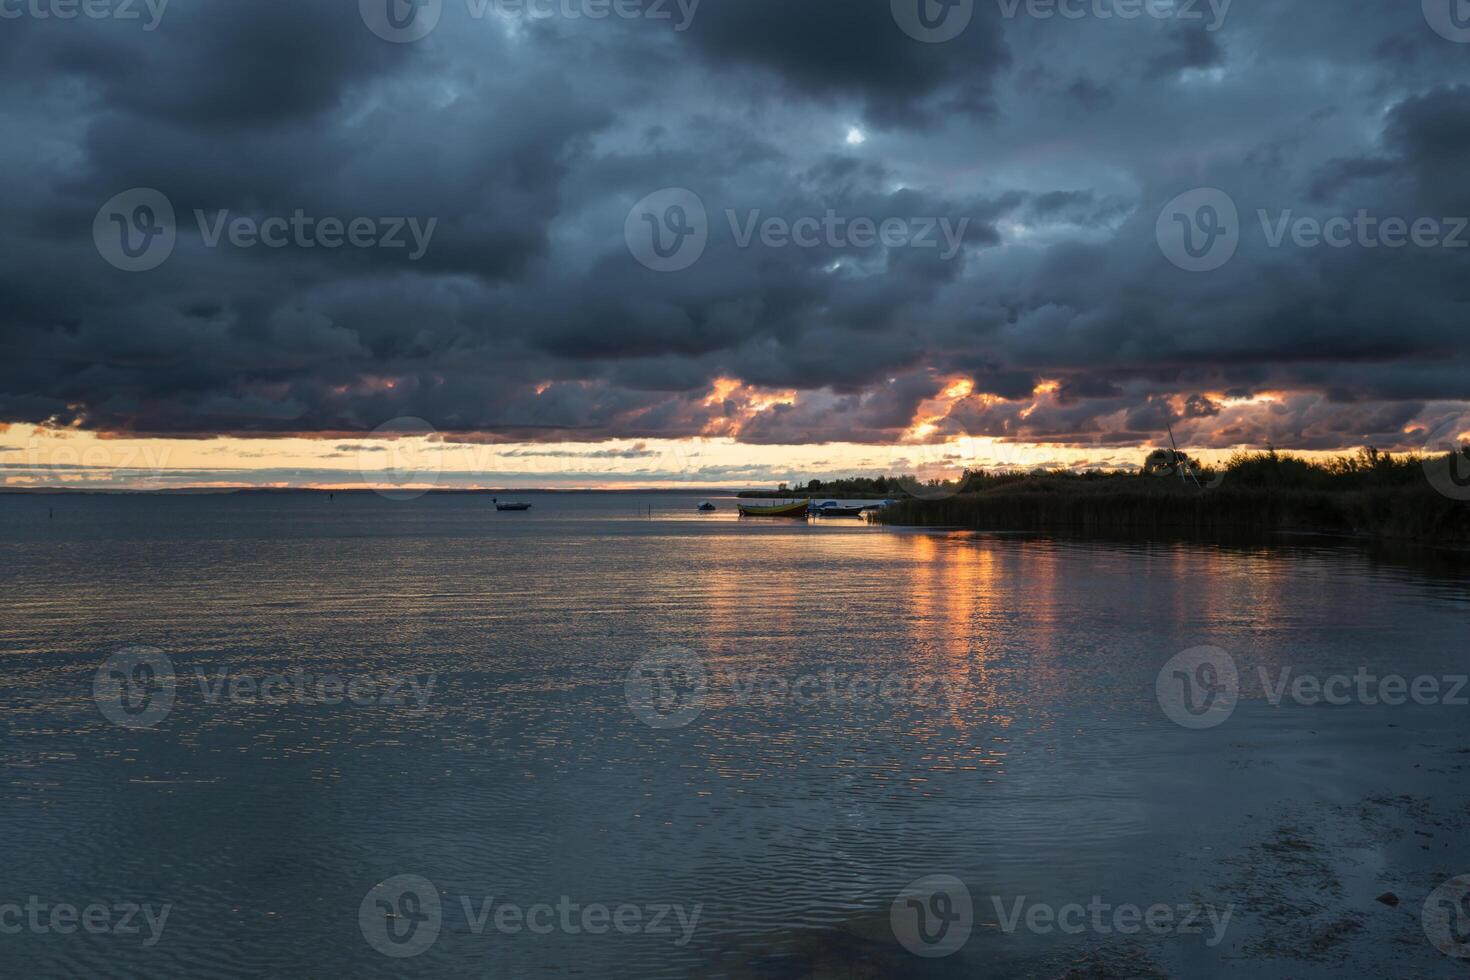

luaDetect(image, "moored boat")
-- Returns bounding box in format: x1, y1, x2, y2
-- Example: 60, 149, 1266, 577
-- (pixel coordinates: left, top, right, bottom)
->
493, 498, 532, 511
697, 500, 716, 512
812, 501, 865, 517
737, 499, 810, 518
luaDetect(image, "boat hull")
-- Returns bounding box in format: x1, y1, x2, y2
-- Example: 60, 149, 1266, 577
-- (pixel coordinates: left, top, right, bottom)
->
737, 499, 810, 518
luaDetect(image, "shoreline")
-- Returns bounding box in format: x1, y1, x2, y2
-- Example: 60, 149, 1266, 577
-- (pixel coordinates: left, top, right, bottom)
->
873, 481, 1470, 548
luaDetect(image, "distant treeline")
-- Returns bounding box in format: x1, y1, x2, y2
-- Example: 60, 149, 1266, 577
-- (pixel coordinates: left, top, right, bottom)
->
736, 476, 912, 499
742, 448, 1446, 499
875, 449, 1470, 545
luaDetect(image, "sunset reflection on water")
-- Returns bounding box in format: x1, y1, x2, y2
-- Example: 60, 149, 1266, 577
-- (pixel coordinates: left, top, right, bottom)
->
1, 493, 1467, 977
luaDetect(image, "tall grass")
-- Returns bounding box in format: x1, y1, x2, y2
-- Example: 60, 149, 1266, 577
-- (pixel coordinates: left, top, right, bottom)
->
876, 449, 1470, 545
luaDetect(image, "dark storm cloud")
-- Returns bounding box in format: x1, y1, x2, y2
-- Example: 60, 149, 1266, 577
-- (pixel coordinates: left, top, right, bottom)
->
1143, 21, 1224, 80
676, 0, 1012, 126
501, 444, 660, 459
6, 0, 409, 124
1064, 77, 1113, 110
0, 0, 1468, 453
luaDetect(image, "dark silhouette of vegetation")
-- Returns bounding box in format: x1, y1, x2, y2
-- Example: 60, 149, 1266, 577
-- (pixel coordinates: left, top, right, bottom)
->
874, 448, 1470, 546
738, 475, 908, 499
1142, 447, 1203, 481
1218, 447, 1423, 490
736, 447, 1470, 544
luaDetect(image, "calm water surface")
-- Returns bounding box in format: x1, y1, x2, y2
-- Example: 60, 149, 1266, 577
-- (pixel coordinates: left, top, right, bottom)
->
1, 492, 1468, 978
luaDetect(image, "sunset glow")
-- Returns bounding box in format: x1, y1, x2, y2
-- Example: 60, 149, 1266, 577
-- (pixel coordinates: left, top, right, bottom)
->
0, 377, 1414, 491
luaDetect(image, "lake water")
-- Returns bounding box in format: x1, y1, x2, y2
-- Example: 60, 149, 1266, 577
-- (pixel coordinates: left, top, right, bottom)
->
2, 491, 1468, 978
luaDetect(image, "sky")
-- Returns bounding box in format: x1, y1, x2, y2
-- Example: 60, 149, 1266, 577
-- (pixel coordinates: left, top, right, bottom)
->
2, 0, 1469, 489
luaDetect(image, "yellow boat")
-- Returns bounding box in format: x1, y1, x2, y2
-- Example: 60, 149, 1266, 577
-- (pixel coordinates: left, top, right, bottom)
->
737, 499, 811, 518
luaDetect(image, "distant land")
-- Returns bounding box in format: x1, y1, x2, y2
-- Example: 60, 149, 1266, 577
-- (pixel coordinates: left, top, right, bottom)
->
872, 450, 1470, 547
7, 448, 1468, 548
735, 450, 1470, 547
0, 487, 742, 496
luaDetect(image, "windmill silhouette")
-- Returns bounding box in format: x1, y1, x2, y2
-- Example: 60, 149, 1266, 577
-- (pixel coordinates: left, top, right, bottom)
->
1164, 423, 1199, 490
